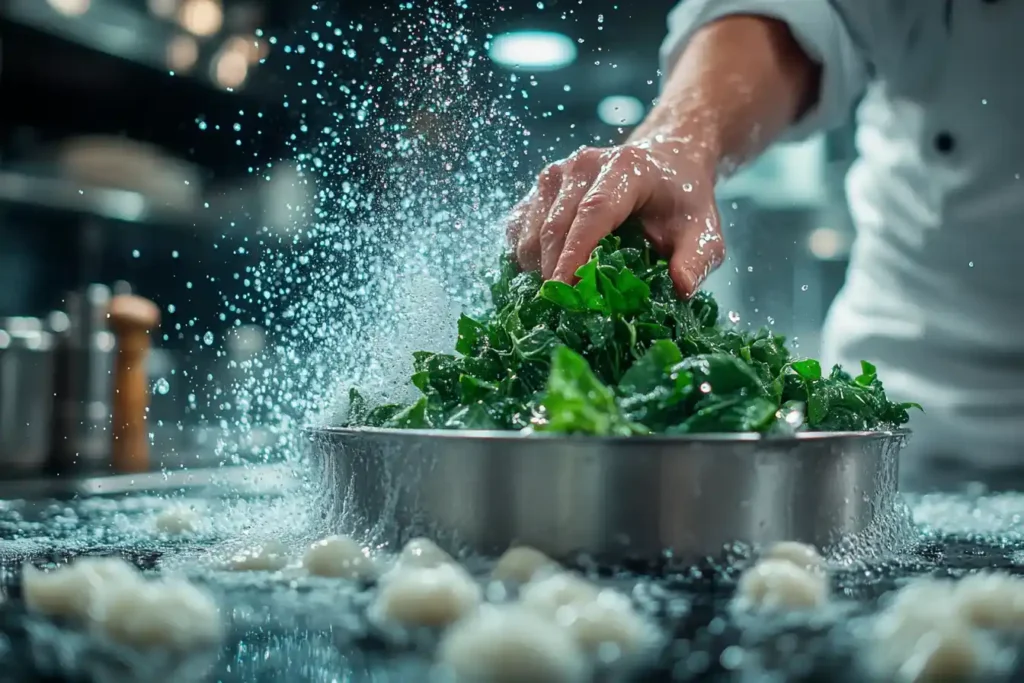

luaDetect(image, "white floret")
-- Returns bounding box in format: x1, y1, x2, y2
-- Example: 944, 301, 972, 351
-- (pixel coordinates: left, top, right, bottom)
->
519, 573, 599, 618
95, 577, 223, 650
953, 571, 1024, 631
762, 541, 825, 572
398, 537, 453, 569
555, 589, 661, 661
492, 546, 559, 584
22, 557, 142, 621
21, 557, 223, 651
303, 535, 378, 580
733, 559, 829, 612
372, 563, 481, 628
867, 579, 985, 682
436, 605, 588, 683
223, 540, 289, 572
154, 505, 201, 535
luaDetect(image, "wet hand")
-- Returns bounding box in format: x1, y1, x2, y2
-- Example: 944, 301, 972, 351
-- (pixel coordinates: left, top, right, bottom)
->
506, 136, 724, 298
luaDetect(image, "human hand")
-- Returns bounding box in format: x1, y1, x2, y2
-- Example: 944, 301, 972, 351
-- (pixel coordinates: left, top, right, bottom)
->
506, 135, 724, 298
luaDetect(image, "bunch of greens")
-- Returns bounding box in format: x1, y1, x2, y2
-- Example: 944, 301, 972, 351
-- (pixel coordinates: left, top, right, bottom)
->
346, 222, 920, 435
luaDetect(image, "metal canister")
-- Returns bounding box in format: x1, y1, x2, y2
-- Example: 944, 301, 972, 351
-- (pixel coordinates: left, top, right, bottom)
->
50, 284, 115, 472
0, 317, 55, 473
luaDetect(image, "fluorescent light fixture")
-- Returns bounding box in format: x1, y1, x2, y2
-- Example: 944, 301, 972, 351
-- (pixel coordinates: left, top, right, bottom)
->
47, 0, 90, 16
488, 30, 577, 71
597, 95, 646, 126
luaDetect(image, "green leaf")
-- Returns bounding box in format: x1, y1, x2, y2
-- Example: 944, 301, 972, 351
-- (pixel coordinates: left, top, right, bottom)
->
618, 340, 684, 395
514, 328, 562, 363
385, 398, 433, 429
489, 254, 519, 311
670, 396, 779, 433
854, 360, 878, 386
459, 375, 498, 403
409, 353, 462, 405
346, 387, 369, 426
444, 403, 500, 430
456, 314, 486, 356
536, 346, 645, 436
362, 403, 405, 427
573, 260, 608, 314
537, 280, 586, 312
677, 353, 766, 396
791, 359, 823, 381
617, 340, 692, 429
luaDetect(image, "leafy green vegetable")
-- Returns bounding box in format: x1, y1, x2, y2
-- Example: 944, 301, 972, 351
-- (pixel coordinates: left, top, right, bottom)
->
346, 219, 920, 434
535, 346, 646, 436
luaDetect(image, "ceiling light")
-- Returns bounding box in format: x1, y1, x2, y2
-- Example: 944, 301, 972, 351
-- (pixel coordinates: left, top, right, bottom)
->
212, 44, 249, 90
178, 0, 223, 37
488, 31, 577, 71
148, 0, 178, 19
808, 227, 844, 259
597, 95, 645, 127
225, 35, 267, 64
47, 0, 90, 16
167, 35, 199, 73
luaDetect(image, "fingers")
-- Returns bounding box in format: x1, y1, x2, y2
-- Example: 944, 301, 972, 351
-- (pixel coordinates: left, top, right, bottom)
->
508, 164, 562, 271
539, 166, 592, 279
668, 210, 725, 298
551, 149, 648, 283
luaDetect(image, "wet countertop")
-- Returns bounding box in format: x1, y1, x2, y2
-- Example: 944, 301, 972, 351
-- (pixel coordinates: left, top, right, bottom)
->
0, 465, 1022, 682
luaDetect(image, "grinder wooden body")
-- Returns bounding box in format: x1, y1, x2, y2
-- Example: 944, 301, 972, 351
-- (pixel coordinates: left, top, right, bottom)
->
107, 295, 160, 474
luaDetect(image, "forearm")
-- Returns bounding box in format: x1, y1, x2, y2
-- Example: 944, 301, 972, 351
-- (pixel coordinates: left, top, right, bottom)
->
630, 14, 821, 176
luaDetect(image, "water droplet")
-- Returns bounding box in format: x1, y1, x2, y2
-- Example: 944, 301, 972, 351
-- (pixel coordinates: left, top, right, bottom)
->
746, 266, 753, 272
682, 182, 693, 192
801, 284, 809, 291
699, 382, 712, 394
968, 261, 974, 268
203, 331, 215, 346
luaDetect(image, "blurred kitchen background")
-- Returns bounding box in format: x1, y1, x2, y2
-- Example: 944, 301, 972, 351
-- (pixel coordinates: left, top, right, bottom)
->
0, 0, 857, 474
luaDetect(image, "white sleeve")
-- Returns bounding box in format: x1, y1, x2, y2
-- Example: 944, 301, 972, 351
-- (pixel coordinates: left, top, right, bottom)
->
660, 0, 873, 142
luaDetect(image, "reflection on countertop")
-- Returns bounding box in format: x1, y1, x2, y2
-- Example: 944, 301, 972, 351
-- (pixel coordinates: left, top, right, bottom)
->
0, 460, 300, 502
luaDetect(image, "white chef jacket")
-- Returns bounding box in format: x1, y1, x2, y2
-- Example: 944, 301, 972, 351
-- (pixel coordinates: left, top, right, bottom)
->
663, 1, 1024, 485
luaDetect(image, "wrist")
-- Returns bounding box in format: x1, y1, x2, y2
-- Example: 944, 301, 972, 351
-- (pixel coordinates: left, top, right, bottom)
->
630, 127, 722, 181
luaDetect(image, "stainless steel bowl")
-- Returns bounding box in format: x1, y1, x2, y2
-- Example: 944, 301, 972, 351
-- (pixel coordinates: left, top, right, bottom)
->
308, 427, 908, 563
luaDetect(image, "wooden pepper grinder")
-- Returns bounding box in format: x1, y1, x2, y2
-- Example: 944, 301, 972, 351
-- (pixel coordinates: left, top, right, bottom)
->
107, 295, 161, 474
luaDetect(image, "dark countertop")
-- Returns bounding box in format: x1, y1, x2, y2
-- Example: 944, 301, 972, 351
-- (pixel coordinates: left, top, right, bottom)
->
0, 468, 1021, 682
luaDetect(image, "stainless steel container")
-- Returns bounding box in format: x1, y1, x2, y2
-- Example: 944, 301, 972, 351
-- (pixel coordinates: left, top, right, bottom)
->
309, 428, 909, 563
0, 318, 55, 472
50, 284, 115, 471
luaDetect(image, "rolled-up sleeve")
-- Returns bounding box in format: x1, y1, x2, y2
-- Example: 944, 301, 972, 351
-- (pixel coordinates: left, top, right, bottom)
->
660, 0, 871, 142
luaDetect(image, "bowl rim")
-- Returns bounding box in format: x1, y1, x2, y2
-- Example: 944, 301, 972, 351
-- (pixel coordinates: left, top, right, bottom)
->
305, 425, 910, 445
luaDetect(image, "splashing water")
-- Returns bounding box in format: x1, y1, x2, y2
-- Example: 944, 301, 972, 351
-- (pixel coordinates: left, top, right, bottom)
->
211, 1, 543, 466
